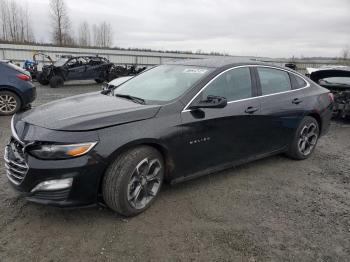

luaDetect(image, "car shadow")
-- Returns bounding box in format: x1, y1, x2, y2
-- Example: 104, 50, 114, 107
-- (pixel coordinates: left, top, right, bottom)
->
6, 153, 292, 223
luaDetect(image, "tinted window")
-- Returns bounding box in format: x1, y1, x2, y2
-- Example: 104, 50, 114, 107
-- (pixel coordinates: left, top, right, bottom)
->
257, 68, 291, 95
202, 67, 252, 101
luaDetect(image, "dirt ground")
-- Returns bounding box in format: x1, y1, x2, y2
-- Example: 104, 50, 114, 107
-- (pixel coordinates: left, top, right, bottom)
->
0, 81, 349, 262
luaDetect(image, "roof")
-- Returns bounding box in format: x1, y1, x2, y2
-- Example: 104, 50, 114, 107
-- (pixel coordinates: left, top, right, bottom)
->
166, 57, 274, 68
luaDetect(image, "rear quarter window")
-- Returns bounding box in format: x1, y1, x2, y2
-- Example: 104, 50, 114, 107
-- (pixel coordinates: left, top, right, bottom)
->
290, 74, 308, 89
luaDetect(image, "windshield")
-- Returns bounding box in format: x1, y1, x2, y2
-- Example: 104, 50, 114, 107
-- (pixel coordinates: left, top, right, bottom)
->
109, 76, 134, 87
54, 58, 68, 67
114, 65, 213, 103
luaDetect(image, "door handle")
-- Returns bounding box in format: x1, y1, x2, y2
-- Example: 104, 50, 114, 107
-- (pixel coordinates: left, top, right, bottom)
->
245, 106, 259, 114
292, 98, 303, 104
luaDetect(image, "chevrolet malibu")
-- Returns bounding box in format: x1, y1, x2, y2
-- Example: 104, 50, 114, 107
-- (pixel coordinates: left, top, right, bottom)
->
4, 58, 333, 216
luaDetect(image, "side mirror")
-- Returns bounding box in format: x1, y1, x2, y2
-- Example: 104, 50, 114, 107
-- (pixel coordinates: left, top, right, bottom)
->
102, 81, 110, 91
101, 82, 114, 94
189, 95, 227, 110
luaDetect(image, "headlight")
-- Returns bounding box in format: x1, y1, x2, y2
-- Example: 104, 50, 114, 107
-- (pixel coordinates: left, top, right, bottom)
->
29, 142, 97, 160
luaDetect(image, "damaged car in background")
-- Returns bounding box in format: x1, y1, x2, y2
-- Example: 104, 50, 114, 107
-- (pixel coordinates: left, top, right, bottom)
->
37, 56, 115, 88
308, 67, 350, 118
36, 55, 147, 88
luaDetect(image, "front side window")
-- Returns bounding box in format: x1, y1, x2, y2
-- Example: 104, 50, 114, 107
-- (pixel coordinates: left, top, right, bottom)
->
257, 67, 291, 95
202, 67, 252, 101
115, 65, 213, 103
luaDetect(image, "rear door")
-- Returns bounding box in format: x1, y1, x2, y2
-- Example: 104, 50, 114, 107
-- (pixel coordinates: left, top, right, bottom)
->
254, 66, 307, 153
178, 66, 263, 176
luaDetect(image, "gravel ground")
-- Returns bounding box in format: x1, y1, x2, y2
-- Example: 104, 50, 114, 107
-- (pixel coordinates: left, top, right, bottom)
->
0, 81, 349, 262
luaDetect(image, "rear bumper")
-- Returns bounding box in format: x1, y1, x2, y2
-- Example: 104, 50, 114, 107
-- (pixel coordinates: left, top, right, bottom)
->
320, 105, 333, 137
21, 82, 36, 107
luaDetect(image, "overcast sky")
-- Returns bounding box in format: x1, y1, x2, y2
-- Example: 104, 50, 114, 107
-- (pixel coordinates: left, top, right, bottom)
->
29, 0, 350, 58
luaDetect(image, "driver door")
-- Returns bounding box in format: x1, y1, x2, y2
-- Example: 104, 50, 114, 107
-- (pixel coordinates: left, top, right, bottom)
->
66, 58, 87, 80
178, 66, 263, 176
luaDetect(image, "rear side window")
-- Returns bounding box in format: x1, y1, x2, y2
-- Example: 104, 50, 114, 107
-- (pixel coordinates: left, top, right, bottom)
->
295, 75, 307, 88
202, 67, 252, 101
257, 67, 291, 95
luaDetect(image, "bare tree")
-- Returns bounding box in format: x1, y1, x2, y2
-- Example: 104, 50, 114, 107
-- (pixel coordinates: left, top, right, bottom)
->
92, 21, 113, 47
92, 24, 99, 47
23, 1, 35, 42
49, 0, 71, 46
341, 45, 349, 60
0, 0, 35, 43
99, 21, 112, 47
77, 21, 91, 47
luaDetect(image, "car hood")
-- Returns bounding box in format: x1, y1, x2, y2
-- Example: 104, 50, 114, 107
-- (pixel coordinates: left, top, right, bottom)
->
310, 69, 350, 91
17, 92, 161, 131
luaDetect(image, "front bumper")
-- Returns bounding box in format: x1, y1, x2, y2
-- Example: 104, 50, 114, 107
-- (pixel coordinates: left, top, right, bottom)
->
4, 138, 107, 208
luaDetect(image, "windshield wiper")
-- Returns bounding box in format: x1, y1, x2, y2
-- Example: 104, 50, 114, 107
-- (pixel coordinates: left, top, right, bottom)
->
115, 94, 145, 104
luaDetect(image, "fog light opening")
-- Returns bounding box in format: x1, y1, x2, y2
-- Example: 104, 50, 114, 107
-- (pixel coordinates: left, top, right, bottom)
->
31, 178, 73, 193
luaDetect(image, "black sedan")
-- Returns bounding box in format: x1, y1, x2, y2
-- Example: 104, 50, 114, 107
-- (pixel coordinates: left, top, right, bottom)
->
0, 60, 36, 115
4, 58, 333, 216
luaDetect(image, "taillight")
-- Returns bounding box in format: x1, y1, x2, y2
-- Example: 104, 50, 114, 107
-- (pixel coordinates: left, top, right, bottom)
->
328, 92, 334, 103
16, 73, 30, 81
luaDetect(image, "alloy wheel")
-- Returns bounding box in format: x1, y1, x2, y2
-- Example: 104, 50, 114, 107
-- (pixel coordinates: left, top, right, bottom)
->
127, 158, 162, 210
0, 94, 17, 114
298, 123, 318, 156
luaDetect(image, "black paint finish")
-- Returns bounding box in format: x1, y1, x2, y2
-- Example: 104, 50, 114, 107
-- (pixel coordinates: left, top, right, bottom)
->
5, 59, 333, 207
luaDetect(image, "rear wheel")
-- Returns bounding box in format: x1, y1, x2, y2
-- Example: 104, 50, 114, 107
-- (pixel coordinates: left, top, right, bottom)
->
0, 91, 21, 115
102, 146, 164, 217
286, 116, 319, 160
49, 75, 64, 88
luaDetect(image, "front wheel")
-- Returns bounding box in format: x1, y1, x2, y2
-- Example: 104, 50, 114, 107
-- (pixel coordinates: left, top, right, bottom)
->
102, 146, 164, 217
286, 116, 319, 160
49, 75, 64, 88
36, 72, 49, 85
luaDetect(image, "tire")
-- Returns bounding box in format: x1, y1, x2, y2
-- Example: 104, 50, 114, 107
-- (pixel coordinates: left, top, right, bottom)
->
49, 75, 64, 88
286, 116, 320, 160
95, 79, 104, 84
36, 72, 49, 85
102, 146, 164, 217
0, 91, 21, 116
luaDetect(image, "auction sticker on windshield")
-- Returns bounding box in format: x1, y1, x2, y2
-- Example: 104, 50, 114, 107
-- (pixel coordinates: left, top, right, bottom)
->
183, 68, 208, 74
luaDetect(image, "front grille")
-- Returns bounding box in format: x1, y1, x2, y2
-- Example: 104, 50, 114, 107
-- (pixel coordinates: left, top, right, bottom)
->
4, 139, 29, 185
